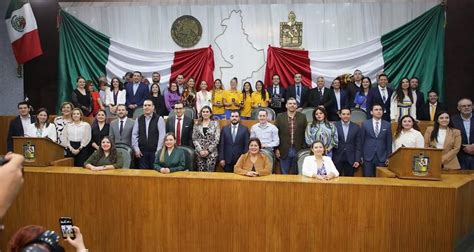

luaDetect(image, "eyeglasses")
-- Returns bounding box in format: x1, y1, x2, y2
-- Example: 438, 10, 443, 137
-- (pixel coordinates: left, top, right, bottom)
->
23, 230, 64, 252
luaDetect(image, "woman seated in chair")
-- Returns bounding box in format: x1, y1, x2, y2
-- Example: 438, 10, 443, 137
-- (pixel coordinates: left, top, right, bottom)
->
154, 133, 186, 174
234, 138, 272, 177
84, 136, 123, 170
302, 140, 339, 180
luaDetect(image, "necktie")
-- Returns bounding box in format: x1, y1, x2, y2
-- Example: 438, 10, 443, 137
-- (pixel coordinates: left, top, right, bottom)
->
176, 117, 182, 145
119, 120, 124, 135
296, 85, 301, 104
232, 125, 237, 143
430, 104, 436, 121
318, 88, 323, 99
381, 89, 386, 103
375, 121, 380, 137
274, 86, 277, 96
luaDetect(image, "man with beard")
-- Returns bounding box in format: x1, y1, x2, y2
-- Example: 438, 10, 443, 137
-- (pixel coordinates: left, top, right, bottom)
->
218, 111, 250, 172
109, 104, 135, 146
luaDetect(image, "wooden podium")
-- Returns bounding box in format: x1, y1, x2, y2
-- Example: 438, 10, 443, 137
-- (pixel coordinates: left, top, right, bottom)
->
13, 137, 65, 166
387, 147, 442, 180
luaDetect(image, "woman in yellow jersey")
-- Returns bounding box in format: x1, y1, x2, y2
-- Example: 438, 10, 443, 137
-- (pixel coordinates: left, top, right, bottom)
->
240, 82, 253, 119
223, 77, 243, 119
251, 80, 270, 113
211, 79, 226, 119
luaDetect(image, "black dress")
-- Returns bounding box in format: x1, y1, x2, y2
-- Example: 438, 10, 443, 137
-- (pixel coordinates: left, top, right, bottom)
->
71, 89, 92, 116
148, 94, 168, 117
91, 123, 110, 148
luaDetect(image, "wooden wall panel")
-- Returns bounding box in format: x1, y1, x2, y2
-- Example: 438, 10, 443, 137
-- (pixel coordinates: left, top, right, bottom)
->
0, 168, 472, 251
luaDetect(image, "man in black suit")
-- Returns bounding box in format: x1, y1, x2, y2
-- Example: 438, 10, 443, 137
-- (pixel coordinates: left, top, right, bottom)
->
346, 69, 363, 107
286, 73, 309, 110
332, 108, 361, 176
418, 90, 445, 121
307, 76, 335, 109
7, 101, 36, 152
410, 77, 425, 119
366, 74, 393, 122
267, 74, 287, 114
165, 102, 194, 147
218, 111, 250, 172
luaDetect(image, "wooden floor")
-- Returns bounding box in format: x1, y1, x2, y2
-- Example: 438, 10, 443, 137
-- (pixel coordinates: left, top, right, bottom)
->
1, 167, 472, 251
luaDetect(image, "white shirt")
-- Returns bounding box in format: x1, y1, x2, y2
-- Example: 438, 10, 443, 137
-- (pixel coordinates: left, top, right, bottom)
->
378, 86, 388, 102
436, 128, 447, 149
334, 89, 341, 110
20, 115, 31, 132
462, 114, 472, 143
61, 121, 91, 149
392, 128, 424, 151
105, 89, 126, 106
302, 155, 339, 178
250, 122, 280, 148
24, 123, 57, 142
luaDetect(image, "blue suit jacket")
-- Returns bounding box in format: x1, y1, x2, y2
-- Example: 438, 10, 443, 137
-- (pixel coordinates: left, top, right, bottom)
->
451, 114, 474, 168
359, 119, 392, 162
332, 121, 361, 165
125, 82, 148, 107
218, 124, 250, 165
329, 89, 349, 121
366, 86, 393, 122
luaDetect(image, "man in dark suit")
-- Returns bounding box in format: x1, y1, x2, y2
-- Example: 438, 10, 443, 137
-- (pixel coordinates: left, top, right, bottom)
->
218, 111, 250, 172
307, 76, 335, 110
329, 78, 349, 121
109, 104, 135, 147
275, 97, 308, 174
166, 102, 194, 147
286, 73, 309, 110
267, 74, 287, 114
346, 69, 363, 108
418, 90, 445, 121
359, 104, 392, 177
366, 73, 393, 122
410, 77, 425, 119
333, 108, 361, 176
7, 101, 36, 152
125, 71, 149, 117
452, 98, 474, 169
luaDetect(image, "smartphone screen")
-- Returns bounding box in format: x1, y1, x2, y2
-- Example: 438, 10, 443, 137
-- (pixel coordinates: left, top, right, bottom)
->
59, 217, 76, 240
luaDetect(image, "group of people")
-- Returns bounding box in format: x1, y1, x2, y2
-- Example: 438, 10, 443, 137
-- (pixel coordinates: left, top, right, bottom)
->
6, 70, 474, 178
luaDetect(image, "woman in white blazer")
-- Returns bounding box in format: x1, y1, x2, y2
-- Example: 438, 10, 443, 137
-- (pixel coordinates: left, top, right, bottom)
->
24, 108, 57, 142
106, 77, 127, 115
302, 140, 339, 180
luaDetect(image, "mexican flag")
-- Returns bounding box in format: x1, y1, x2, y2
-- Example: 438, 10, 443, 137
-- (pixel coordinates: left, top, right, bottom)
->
5, 0, 43, 64
57, 10, 214, 111
264, 4, 445, 100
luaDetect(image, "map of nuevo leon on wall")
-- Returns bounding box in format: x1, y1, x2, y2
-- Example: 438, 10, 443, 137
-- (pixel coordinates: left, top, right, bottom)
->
214, 10, 266, 88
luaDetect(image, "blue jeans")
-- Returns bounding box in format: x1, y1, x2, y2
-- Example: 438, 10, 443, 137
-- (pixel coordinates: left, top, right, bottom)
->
280, 147, 297, 174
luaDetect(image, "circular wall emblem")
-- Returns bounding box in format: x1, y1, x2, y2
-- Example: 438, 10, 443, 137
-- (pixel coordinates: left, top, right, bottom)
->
11, 15, 26, 32
171, 15, 202, 48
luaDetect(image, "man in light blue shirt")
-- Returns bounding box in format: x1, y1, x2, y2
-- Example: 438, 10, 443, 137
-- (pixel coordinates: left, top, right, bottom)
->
250, 110, 279, 151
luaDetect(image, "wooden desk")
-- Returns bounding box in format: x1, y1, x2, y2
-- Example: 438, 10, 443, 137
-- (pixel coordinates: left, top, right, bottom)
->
1, 167, 472, 251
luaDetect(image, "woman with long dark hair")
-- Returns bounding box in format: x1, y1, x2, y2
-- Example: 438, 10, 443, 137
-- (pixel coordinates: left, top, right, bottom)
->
148, 83, 167, 117
106, 77, 126, 115
353, 76, 371, 111
84, 136, 123, 170
24, 108, 57, 142
90, 110, 110, 151
390, 77, 417, 121
234, 137, 271, 177
424, 111, 462, 170
165, 82, 181, 112
240, 81, 253, 119
305, 106, 338, 157
211, 79, 226, 119
392, 115, 424, 151
251, 80, 269, 110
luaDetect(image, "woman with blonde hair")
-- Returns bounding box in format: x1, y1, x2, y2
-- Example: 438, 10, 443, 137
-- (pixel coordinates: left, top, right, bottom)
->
154, 133, 186, 173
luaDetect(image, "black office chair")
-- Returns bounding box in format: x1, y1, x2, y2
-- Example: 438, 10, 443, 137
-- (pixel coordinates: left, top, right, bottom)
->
115, 143, 134, 169
260, 148, 274, 174
250, 107, 277, 121
296, 149, 311, 175
177, 145, 196, 171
